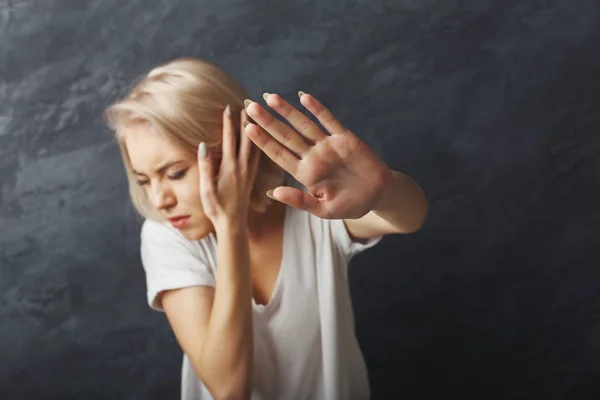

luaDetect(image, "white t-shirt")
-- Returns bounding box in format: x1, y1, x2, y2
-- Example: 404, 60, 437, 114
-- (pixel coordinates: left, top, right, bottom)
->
140, 176, 383, 400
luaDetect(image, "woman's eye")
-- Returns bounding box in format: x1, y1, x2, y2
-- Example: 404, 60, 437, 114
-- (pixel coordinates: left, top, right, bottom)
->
135, 169, 186, 186
169, 170, 187, 180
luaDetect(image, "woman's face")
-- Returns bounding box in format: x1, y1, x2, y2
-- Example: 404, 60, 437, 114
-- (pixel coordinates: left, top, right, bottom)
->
124, 122, 220, 241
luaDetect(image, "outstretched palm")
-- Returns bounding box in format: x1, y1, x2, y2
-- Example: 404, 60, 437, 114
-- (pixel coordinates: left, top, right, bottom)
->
244, 93, 392, 220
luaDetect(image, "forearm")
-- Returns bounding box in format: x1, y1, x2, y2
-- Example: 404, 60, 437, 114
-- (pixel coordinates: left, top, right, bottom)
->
199, 224, 253, 400
373, 170, 429, 233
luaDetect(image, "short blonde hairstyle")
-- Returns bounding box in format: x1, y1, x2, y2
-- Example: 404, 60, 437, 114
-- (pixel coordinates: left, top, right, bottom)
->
104, 57, 285, 221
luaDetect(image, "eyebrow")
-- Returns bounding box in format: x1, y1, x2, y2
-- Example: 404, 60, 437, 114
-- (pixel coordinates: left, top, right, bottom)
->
132, 160, 185, 176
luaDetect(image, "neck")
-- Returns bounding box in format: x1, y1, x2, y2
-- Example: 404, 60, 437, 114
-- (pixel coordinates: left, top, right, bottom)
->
247, 199, 286, 242
247, 172, 288, 239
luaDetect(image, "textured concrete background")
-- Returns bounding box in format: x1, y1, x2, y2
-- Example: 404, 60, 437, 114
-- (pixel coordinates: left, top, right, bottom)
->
1, 0, 600, 398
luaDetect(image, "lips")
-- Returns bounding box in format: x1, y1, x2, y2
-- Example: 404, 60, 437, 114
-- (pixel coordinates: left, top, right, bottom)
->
168, 215, 191, 229
168, 215, 190, 222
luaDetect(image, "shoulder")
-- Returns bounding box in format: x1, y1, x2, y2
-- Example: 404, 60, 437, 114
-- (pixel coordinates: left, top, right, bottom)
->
140, 218, 210, 257
139, 218, 217, 276
141, 218, 182, 242
139, 219, 217, 311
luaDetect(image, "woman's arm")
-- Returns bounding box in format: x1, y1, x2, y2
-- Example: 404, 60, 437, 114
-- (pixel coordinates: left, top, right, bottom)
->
161, 224, 253, 400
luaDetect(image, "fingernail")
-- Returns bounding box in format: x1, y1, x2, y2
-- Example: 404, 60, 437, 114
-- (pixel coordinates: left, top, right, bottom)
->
244, 99, 252, 108
266, 189, 275, 200
298, 91, 306, 98
199, 142, 208, 159
262, 92, 270, 101
225, 104, 231, 117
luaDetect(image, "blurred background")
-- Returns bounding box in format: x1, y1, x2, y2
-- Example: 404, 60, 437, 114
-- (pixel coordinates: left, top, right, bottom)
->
1, 0, 600, 398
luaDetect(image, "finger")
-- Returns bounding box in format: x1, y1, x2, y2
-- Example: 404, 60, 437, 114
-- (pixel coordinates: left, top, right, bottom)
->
245, 118, 262, 178
241, 111, 261, 190
244, 121, 300, 176
237, 109, 262, 189
263, 93, 327, 144
221, 105, 236, 168
298, 92, 348, 136
238, 109, 252, 166
212, 152, 223, 181
197, 142, 217, 198
269, 186, 324, 216
247, 132, 261, 190
245, 100, 312, 157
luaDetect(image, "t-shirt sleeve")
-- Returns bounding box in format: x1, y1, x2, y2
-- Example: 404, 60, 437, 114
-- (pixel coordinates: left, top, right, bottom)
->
330, 218, 383, 262
140, 219, 216, 312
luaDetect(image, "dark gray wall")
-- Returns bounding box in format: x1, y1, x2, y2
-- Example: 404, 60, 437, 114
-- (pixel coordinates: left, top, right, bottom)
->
1, 0, 600, 398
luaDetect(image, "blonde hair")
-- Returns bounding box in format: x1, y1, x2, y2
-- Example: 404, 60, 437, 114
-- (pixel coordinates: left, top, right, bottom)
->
104, 57, 285, 221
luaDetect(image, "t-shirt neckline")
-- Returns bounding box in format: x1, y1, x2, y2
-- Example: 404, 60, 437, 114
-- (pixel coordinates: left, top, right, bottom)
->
252, 174, 292, 316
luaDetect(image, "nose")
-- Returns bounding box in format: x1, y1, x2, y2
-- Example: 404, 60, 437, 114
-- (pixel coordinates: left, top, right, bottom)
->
150, 182, 176, 211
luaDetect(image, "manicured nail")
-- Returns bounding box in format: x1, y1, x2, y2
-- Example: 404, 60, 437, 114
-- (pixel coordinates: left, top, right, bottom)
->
199, 142, 208, 159
244, 99, 252, 108
262, 92, 271, 101
266, 189, 275, 200
298, 91, 306, 98
225, 104, 231, 117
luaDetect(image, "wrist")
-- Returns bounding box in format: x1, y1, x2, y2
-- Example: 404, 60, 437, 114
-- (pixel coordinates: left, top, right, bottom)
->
214, 219, 248, 237
372, 168, 396, 212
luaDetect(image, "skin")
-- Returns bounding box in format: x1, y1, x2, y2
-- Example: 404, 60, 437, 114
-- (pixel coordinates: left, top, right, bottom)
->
123, 120, 286, 243
243, 92, 428, 235
120, 96, 427, 398
243, 92, 393, 219
123, 110, 283, 399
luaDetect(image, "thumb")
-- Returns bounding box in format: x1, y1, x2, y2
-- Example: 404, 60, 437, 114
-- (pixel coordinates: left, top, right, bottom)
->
267, 186, 323, 216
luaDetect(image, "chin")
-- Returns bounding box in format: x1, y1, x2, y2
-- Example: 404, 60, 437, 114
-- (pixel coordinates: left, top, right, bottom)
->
180, 222, 215, 241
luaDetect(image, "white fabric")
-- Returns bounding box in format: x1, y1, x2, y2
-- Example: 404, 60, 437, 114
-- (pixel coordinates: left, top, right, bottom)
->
140, 175, 383, 400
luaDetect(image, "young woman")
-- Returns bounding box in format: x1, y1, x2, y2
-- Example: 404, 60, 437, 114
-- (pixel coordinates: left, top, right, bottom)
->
104, 57, 428, 400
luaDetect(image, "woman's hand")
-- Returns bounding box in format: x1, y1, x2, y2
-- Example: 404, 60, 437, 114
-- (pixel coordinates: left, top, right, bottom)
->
197, 106, 261, 230
244, 93, 393, 220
